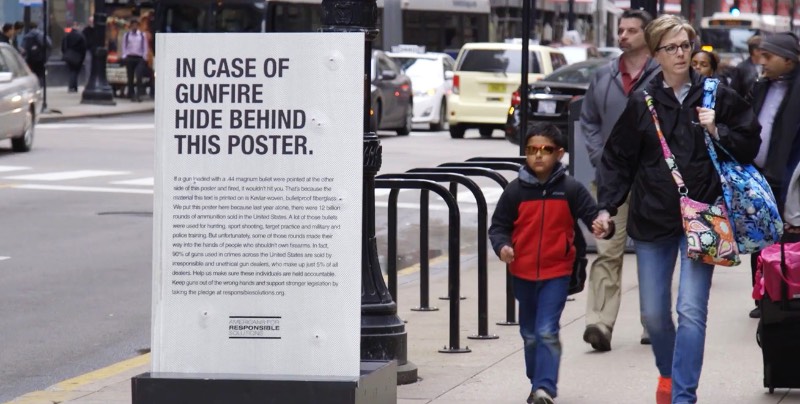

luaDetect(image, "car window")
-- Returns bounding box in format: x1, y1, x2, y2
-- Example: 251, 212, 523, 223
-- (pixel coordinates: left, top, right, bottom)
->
214, 5, 263, 32
457, 49, 541, 74
378, 56, 396, 76
162, 5, 207, 33
0, 48, 28, 77
550, 52, 568, 70
543, 61, 606, 84
0, 51, 11, 73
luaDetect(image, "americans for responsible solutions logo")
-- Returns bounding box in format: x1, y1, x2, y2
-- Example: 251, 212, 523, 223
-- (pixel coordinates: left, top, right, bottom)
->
228, 316, 281, 339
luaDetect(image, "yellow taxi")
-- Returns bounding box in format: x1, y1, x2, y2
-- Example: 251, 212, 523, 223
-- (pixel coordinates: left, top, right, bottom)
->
447, 41, 567, 138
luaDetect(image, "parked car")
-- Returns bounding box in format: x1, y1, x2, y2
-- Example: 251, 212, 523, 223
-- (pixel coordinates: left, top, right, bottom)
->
387, 48, 455, 131
597, 46, 623, 59
554, 44, 601, 65
447, 41, 566, 139
0, 42, 41, 152
505, 57, 610, 145
371, 50, 414, 136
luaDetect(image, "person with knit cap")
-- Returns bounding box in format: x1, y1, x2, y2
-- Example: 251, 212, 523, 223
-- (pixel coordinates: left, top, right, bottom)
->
747, 32, 800, 319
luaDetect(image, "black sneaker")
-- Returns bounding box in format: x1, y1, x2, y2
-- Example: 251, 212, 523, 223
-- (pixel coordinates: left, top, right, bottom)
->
583, 324, 611, 352
641, 336, 651, 345
527, 391, 535, 404
749, 306, 761, 319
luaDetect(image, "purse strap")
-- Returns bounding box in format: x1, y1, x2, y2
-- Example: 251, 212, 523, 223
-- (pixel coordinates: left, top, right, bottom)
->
700, 78, 729, 173
643, 90, 688, 196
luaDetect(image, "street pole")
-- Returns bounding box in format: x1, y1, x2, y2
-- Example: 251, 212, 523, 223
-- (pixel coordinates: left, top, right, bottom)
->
568, 0, 575, 31
81, 0, 115, 105
42, 0, 49, 112
320, 0, 417, 385
519, 0, 532, 156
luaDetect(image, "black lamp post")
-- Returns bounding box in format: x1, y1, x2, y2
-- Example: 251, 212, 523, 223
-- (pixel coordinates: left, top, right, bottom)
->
81, 0, 115, 105
320, 0, 417, 385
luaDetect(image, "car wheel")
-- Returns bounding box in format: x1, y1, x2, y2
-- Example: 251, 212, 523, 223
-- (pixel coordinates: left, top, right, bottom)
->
430, 100, 446, 131
479, 127, 494, 138
449, 124, 466, 139
371, 102, 381, 133
12, 108, 34, 152
396, 104, 412, 136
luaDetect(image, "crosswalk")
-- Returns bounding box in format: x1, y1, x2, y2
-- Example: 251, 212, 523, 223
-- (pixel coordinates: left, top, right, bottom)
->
0, 165, 505, 208
0, 166, 154, 195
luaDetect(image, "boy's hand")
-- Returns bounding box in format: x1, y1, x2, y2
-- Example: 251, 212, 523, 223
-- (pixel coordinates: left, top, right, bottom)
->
499, 245, 515, 264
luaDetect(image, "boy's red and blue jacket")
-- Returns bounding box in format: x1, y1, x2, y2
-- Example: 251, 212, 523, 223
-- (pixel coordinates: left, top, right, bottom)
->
489, 163, 599, 281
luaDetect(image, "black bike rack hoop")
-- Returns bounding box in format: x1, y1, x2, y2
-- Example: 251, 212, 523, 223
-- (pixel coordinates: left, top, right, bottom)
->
374, 178, 470, 354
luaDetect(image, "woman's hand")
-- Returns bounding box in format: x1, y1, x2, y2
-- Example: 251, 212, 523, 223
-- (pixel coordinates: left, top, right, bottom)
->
592, 210, 613, 238
696, 107, 717, 138
499, 245, 515, 264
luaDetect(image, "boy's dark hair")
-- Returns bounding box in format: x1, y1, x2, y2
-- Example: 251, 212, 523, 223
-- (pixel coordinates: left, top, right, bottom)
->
523, 122, 566, 149
14, 21, 24, 30
620, 9, 654, 29
2, 23, 12, 34
691, 49, 719, 72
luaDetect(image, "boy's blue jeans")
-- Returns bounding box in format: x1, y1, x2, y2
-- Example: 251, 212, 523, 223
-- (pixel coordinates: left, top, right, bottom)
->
635, 235, 715, 404
513, 275, 569, 397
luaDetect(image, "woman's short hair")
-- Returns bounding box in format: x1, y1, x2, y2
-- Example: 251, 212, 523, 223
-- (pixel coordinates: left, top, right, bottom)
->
645, 15, 697, 55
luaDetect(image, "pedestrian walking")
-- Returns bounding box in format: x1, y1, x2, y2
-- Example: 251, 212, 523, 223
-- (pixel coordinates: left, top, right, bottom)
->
61, 22, 86, 92
22, 22, 51, 87
489, 123, 613, 404
690, 49, 722, 79
593, 15, 761, 403
729, 35, 762, 100
121, 18, 148, 101
579, 9, 659, 351
747, 32, 800, 319
0, 23, 12, 44
12, 21, 24, 53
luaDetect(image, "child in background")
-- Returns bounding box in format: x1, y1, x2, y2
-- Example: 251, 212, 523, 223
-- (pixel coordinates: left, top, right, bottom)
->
489, 122, 612, 404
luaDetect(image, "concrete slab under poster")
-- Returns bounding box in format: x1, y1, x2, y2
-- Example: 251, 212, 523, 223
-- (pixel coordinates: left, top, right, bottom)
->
147, 33, 364, 381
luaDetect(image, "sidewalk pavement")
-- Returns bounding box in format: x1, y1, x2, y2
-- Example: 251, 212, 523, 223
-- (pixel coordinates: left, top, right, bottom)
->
39, 86, 154, 123
9, 92, 800, 403
7, 251, 800, 404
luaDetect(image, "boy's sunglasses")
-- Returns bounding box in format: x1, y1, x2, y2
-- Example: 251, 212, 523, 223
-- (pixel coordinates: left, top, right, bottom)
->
525, 145, 560, 156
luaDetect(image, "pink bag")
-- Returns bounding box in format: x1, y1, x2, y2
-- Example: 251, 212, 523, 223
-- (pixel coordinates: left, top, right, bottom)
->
753, 242, 800, 301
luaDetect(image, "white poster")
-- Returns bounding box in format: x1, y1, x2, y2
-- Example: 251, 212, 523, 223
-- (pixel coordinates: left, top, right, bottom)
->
151, 33, 364, 379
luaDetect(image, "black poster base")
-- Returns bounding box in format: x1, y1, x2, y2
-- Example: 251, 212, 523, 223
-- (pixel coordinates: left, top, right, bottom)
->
131, 361, 397, 404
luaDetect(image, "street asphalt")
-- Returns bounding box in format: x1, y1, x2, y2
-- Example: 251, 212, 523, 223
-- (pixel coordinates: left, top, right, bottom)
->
5, 86, 799, 404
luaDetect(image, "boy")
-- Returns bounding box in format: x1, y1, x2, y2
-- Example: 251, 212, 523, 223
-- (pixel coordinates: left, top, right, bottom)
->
488, 122, 611, 404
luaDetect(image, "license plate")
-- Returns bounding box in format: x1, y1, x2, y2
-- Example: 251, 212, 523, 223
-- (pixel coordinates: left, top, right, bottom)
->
487, 83, 506, 93
537, 100, 557, 114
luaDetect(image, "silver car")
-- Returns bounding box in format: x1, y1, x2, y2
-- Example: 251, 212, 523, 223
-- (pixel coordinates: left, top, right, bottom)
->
0, 42, 41, 152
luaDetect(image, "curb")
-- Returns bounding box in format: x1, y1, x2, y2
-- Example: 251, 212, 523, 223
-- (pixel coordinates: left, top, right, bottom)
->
39, 107, 155, 124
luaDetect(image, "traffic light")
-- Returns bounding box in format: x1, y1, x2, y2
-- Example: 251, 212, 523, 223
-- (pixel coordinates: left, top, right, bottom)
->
730, 0, 740, 15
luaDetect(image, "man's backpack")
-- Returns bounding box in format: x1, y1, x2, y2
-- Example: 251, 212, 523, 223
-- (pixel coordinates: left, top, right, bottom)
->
25, 32, 46, 64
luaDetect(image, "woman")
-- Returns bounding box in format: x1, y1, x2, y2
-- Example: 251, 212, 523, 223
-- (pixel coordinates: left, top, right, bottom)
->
690, 49, 720, 78
592, 15, 761, 404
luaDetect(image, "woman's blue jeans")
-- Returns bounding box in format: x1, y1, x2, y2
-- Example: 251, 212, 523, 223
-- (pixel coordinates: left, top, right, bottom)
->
635, 235, 715, 404
513, 275, 569, 397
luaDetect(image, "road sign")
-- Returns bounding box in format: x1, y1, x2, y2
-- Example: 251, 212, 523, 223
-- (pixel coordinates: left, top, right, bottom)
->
18, 0, 43, 6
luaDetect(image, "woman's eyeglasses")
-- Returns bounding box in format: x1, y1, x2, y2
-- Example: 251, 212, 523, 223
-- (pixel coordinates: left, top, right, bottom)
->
656, 41, 694, 55
525, 145, 559, 156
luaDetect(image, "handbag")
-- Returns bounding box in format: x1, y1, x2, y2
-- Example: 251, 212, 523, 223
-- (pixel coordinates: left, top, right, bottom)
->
643, 91, 740, 266
753, 241, 800, 301
701, 78, 783, 255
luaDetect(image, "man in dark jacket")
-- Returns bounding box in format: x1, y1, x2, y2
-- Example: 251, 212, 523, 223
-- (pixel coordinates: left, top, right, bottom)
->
0, 23, 12, 44
729, 35, 762, 100
22, 22, 51, 87
61, 22, 86, 92
579, 9, 660, 352
748, 32, 800, 318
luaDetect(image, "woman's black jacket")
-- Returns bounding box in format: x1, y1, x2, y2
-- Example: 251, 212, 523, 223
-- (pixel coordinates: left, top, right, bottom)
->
597, 70, 762, 242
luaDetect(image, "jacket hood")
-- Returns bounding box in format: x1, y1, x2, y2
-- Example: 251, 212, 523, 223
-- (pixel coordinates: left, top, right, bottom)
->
518, 162, 567, 187
609, 55, 661, 81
